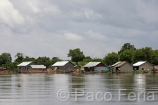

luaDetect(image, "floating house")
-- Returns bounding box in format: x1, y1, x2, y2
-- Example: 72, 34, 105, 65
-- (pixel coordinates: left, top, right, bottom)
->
17, 61, 47, 73
133, 61, 154, 72
17, 61, 34, 73
30, 65, 47, 73
83, 62, 108, 72
112, 61, 133, 73
51, 61, 74, 73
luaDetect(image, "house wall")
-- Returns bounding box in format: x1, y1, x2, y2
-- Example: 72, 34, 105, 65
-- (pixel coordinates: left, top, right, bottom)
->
119, 63, 133, 72
138, 62, 154, 72
62, 62, 74, 72
52, 62, 74, 73
112, 63, 133, 73
18, 62, 35, 73
94, 67, 109, 72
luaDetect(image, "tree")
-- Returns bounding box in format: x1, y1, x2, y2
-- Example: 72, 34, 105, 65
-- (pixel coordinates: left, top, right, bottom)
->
67, 48, 85, 65
133, 47, 152, 63
151, 50, 158, 65
0, 53, 12, 66
23, 56, 35, 61
14, 53, 24, 63
141, 47, 152, 62
34, 56, 51, 68
118, 43, 136, 54
103, 52, 119, 65
92, 58, 103, 62
78, 56, 92, 66
51, 57, 61, 65
119, 49, 135, 63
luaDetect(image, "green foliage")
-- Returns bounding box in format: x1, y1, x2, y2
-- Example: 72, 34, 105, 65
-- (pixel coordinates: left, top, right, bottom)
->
92, 58, 103, 62
103, 52, 119, 65
0, 43, 158, 73
34, 56, 51, 68
68, 48, 85, 65
51, 57, 61, 65
133, 47, 152, 63
151, 50, 158, 65
14, 53, 24, 63
118, 43, 136, 54
119, 49, 135, 63
0, 53, 12, 66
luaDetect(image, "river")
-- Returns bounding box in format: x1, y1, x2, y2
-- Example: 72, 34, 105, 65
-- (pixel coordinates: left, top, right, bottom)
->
0, 73, 158, 105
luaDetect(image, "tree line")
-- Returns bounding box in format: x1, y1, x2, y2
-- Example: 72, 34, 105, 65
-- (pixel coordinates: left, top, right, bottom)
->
1, 43, 158, 72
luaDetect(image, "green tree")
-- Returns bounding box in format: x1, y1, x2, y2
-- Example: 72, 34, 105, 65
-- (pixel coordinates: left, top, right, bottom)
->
141, 47, 152, 62
119, 49, 135, 63
103, 52, 119, 65
68, 48, 85, 65
0, 53, 12, 66
133, 47, 152, 63
34, 56, 51, 68
78, 56, 93, 66
151, 50, 158, 65
118, 43, 136, 54
92, 58, 103, 62
23, 56, 35, 61
51, 57, 61, 65
133, 49, 146, 62
4, 62, 18, 73
14, 53, 24, 63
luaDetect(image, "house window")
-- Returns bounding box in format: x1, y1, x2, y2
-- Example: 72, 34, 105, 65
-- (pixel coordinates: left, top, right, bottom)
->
142, 68, 144, 70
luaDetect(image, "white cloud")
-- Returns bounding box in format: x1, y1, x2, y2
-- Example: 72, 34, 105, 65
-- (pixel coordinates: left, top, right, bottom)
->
84, 8, 102, 19
27, 1, 41, 13
64, 32, 84, 41
1, 0, 158, 60
0, 0, 24, 27
85, 30, 107, 40
44, 5, 61, 15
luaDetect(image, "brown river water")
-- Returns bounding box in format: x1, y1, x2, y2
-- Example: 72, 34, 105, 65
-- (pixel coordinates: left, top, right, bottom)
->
0, 73, 158, 105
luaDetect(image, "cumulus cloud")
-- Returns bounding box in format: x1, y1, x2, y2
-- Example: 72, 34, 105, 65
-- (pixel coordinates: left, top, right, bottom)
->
0, 0, 24, 27
64, 32, 84, 41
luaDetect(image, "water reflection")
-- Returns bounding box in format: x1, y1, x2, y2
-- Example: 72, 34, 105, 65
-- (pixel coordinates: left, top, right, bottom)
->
134, 74, 146, 90
0, 74, 158, 105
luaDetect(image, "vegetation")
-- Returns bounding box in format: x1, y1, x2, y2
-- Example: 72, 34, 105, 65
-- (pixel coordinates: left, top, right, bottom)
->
67, 48, 85, 65
0, 43, 158, 73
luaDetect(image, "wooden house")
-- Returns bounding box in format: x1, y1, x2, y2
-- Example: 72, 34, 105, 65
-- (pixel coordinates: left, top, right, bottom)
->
112, 61, 133, 73
133, 61, 154, 72
51, 61, 74, 73
30, 65, 47, 73
17, 61, 34, 73
83, 62, 108, 72
17, 61, 47, 73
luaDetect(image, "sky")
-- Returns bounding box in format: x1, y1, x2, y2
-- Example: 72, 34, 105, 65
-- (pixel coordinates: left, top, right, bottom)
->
0, 0, 158, 60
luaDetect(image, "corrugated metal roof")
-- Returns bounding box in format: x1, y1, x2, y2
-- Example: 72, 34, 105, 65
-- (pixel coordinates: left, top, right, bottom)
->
84, 62, 101, 67
52, 61, 69, 66
17, 61, 32, 66
133, 61, 146, 66
115, 61, 127, 67
31, 65, 46, 69
112, 61, 121, 67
